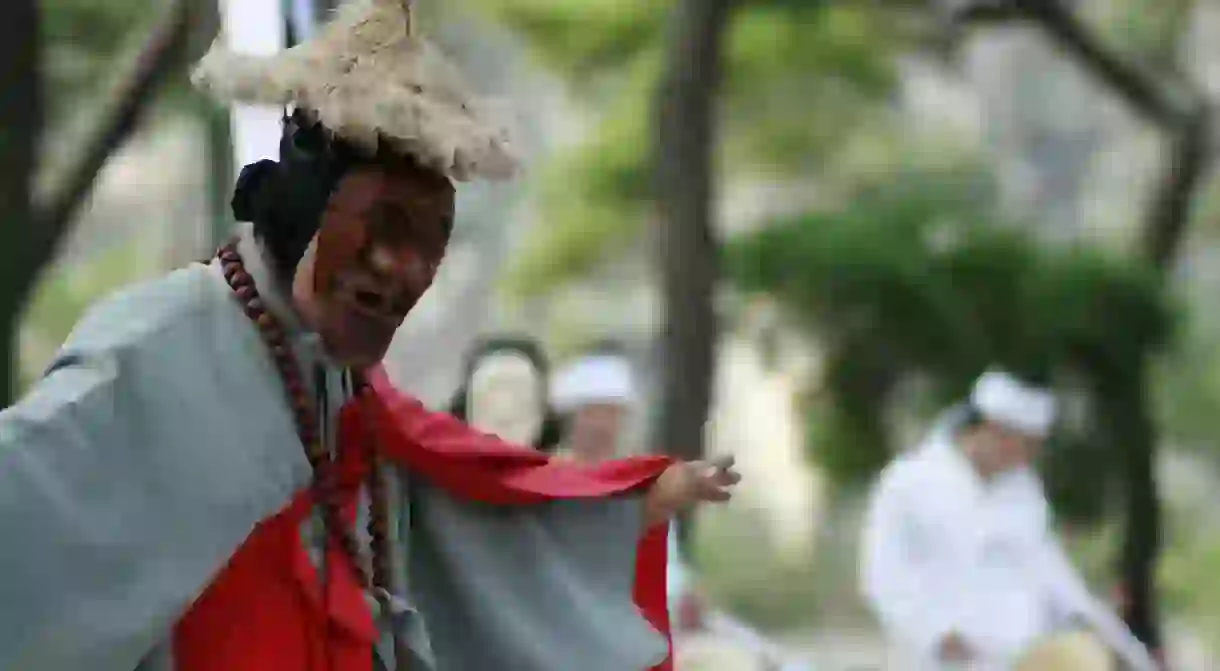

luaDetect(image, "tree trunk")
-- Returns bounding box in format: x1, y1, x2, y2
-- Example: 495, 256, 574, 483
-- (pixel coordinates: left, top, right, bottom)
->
0, 0, 199, 407
651, 0, 736, 552
955, 2, 1212, 656
1142, 106, 1211, 271
0, 0, 42, 406
1095, 366, 1163, 653
1119, 374, 1163, 653
1121, 84, 1211, 668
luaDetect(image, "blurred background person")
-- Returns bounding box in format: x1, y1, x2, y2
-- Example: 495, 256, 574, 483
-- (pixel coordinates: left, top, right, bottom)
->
447, 334, 563, 452
551, 340, 636, 464
860, 369, 1158, 671
552, 342, 809, 670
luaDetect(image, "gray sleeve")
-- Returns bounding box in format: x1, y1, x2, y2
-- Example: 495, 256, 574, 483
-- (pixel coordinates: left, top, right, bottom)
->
403, 479, 668, 671
0, 321, 305, 670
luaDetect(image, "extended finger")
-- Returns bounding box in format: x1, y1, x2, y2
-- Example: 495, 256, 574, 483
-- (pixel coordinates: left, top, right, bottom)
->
717, 469, 742, 486
700, 486, 732, 502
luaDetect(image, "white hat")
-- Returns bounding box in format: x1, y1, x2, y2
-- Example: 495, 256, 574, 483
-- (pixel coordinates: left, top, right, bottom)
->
970, 369, 1057, 439
551, 354, 636, 414
191, 0, 518, 182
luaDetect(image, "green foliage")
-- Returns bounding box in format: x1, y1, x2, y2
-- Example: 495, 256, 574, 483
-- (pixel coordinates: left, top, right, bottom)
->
467, 0, 666, 81
41, 0, 163, 120
722, 4, 897, 171
507, 88, 653, 296
1159, 489, 1220, 653
476, 0, 903, 296
1095, 0, 1194, 68
1155, 320, 1220, 458
725, 167, 1175, 519
696, 505, 822, 628
19, 242, 156, 389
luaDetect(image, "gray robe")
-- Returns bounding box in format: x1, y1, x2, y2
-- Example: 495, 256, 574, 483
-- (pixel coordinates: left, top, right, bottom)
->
0, 231, 667, 671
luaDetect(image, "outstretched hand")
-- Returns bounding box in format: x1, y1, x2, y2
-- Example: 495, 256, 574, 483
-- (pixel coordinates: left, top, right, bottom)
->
686, 455, 741, 503
644, 456, 741, 527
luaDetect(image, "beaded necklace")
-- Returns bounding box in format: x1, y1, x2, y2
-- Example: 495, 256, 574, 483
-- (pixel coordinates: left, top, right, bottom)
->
215, 241, 405, 666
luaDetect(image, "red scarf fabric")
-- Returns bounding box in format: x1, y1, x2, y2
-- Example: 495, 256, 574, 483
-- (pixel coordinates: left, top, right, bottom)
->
174, 367, 674, 671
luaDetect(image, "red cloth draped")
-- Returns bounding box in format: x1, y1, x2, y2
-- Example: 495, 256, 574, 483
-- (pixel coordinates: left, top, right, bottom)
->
174, 366, 674, 671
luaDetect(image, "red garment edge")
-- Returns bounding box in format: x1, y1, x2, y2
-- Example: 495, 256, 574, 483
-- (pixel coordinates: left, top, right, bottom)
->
175, 365, 674, 671
359, 366, 675, 671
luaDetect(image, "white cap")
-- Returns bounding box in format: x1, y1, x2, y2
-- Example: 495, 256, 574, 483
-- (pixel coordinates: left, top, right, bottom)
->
970, 369, 1057, 439
551, 354, 635, 414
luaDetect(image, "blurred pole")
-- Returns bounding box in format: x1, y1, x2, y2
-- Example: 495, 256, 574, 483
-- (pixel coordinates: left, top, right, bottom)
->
219, 0, 286, 176
215, 0, 333, 244
205, 100, 234, 249
184, 0, 232, 253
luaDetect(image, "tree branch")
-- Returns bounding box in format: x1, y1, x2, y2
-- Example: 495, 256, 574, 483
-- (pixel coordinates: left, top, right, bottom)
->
952, 0, 1211, 266
27, 0, 198, 287
952, 0, 1180, 126
1016, 0, 1181, 127
1142, 104, 1212, 269
0, 0, 41, 403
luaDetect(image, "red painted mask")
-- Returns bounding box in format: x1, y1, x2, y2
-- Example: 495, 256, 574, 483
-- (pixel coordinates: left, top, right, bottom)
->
308, 160, 455, 366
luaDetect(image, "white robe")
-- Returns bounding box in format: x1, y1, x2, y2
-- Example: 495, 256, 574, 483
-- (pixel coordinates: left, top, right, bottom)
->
859, 435, 1156, 671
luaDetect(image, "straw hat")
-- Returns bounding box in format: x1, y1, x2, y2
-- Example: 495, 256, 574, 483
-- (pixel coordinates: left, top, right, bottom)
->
191, 0, 518, 182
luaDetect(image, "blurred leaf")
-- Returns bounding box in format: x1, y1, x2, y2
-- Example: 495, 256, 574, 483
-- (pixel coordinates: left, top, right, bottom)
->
489, 0, 905, 295
506, 84, 653, 296
465, 0, 666, 81
726, 4, 895, 99
1095, 0, 1194, 69
20, 241, 156, 386
41, 0, 195, 124
42, 0, 163, 115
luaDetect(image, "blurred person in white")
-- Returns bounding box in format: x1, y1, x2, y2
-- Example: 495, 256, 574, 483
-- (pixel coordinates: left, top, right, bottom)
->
551, 343, 705, 623
446, 335, 564, 452
552, 344, 808, 671
860, 369, 1159, 671
551, 341, 638, 463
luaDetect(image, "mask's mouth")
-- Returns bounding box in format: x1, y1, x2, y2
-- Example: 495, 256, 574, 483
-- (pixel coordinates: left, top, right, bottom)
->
335, 275, 419, 325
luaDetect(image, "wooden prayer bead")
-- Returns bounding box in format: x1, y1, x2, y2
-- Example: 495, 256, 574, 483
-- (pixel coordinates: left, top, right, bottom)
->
213, 238, 391, 645
255, 313, 278, 332
285, 376, 306, 399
